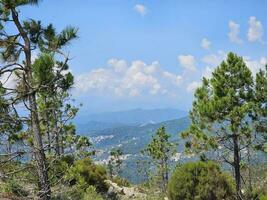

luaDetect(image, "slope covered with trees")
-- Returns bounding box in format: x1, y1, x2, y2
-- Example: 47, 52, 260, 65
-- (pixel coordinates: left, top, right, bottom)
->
0, 1, 266, 200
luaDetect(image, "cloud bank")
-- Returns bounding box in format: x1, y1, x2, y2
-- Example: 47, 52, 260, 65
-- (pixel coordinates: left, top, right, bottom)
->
75, 59, 182, 97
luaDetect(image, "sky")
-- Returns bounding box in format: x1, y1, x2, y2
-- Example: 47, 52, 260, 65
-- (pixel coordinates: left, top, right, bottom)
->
20, 0, 267, 113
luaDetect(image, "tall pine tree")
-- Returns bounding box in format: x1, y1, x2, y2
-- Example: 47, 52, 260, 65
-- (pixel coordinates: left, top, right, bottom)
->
0, 1, 77, 199
182, 52, 255, 199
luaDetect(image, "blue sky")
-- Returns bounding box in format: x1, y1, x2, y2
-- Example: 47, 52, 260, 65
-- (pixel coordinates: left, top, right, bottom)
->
21, 0, 267, 113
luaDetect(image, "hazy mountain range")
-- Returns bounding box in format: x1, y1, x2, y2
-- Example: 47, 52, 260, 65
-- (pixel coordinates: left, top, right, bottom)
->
74, 108, 190, 183
74, 108, 188, 133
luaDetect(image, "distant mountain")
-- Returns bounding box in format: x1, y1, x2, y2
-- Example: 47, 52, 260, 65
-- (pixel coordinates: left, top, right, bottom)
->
79, 117, 191, 183
74, 108, 188, 133
75, 121, 126, 134
86, 117, 190, 154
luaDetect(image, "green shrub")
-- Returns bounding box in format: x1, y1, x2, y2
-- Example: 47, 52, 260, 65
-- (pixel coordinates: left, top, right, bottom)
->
112, 176, 130, 187
259, 195, 267, 200
1, 179, 29, 197
82, 186, 104, 200
66, 158, 108, 192
251, 186, 267, 200
167, 161, 235, 200
49, 155, 75, 185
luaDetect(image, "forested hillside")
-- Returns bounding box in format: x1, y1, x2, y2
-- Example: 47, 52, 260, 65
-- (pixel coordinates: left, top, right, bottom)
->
0, 1, 266, 200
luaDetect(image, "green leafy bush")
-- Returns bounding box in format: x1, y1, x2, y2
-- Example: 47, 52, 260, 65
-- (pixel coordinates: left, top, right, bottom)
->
66, 158, 108, 192
167, 161, 235, 200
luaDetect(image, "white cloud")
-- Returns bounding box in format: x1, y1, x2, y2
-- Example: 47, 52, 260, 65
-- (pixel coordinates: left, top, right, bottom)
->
202, 50, 226, 78
134, 4, 147, 16
202, 50, 226, 67
187, 81, 201, 93
244, 56, 267, 76
202, 66, 214, 79
247, 16, 264, 42
108, 58, 127, 73
201, 38, 211, 49
178, 54, 197, 71
75, 59, 183, 97
228, 20, 243, 44
201, 51, 266, 78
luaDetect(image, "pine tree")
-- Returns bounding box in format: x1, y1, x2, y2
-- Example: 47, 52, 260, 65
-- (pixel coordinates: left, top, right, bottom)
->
108, 148, 123, 178
254, 66, 267, 152
0, 1, 77, 199
142, 126, 176, 192
182, 52, 255, 199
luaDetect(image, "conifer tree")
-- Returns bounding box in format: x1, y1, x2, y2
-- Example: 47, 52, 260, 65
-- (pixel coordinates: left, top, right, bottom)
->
254, 66, 267, 152
0, 1, 77, 199
182, 52, 255, 199
142, 126, 176, 192
108, 148, 123, 178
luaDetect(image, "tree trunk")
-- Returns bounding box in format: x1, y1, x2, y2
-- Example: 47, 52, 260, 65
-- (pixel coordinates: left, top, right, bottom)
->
29, 94, 51, 200
233, 134, 242, 200
44, 98, 51, 154
11, 8, 51, 200
53, 110, 60, 156
247, 146, 253, 200
160, 159, 166, 192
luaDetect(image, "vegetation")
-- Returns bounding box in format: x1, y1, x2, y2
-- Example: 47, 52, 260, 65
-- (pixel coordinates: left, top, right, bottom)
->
167, 161, 235, 200
108, 148, 123, 179
142, 126, 176, 192
66, 158, 108, 193
0, 1, 266, 200
182, 52, 267, 199
0, 1, 90, 199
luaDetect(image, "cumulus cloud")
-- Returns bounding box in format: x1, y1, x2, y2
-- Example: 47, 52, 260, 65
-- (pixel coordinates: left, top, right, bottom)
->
201, 51, 266, 78
201, 38, 211, 49
187, 81, 201, 93
178, 54, 197, 71
75, 59, 183, 97
244, 56, 267, 76
228, 20, 243, 44
202, 50, 226, 67
247, 16, 264, 42
134, 4, 147, 16
202, 50, 226, 78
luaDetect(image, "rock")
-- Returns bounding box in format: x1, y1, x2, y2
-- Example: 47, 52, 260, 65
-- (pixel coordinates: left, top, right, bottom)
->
105, 180, 147, 200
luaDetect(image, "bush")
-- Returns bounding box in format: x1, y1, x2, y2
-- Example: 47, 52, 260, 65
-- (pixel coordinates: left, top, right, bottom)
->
167, 161, 235, 200
49, 155, 75, 185
1, 179, 29, 197
82, 186, 104, 200
66, 158, 108, 192
112, 176, 130, 187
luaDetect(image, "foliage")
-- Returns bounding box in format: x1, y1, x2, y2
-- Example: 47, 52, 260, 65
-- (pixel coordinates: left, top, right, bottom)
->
0, 179, 29, 198
108, 148, 123, 178
167, 161, 235, 200
82, 186, 104, 200
65, 158, 108, 193
254, 65, 267, 152
112, 176, 130, 187
142, 126, 176, 192
0, 1, 88, 198
51, 185, 104, 200
181, 52, 264, 199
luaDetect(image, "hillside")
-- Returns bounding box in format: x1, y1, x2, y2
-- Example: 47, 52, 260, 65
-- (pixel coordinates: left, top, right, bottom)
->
74, 108, 187, 133
78, 117, 191, 183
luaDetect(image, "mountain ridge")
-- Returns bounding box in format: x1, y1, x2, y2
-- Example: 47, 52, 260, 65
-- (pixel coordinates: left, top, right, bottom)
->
74, 108, 188, 133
